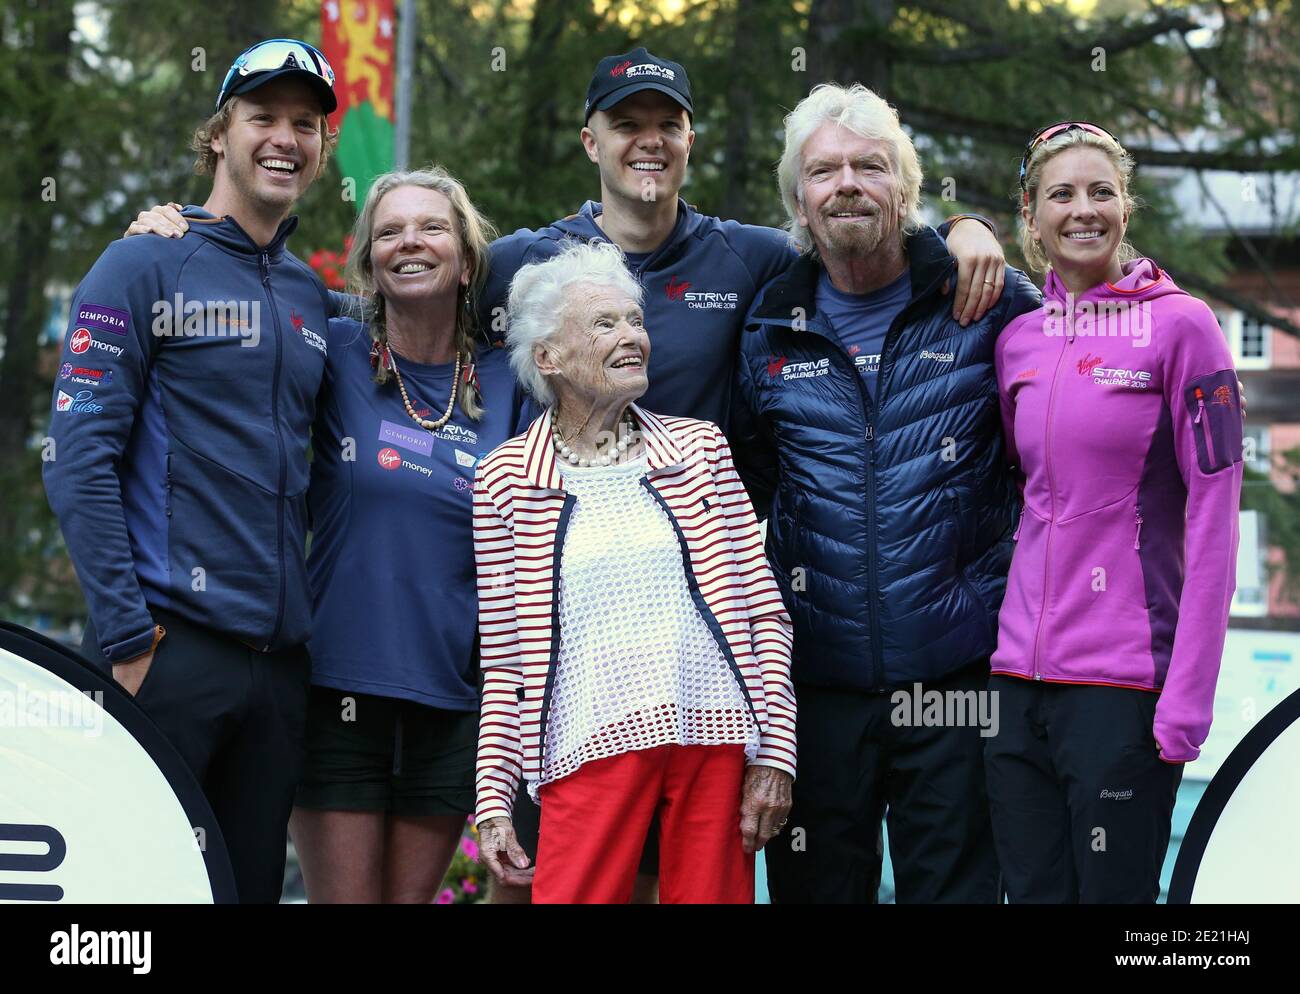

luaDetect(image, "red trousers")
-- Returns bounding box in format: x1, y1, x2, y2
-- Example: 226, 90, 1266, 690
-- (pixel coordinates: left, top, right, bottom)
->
533, 744, 755, 904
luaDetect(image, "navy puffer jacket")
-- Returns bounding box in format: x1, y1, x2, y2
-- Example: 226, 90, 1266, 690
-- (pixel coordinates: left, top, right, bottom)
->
731, 226, 1041, 691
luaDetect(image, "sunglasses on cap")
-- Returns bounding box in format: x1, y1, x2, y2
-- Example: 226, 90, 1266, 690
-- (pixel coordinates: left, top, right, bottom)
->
216, 38, 337, 111
1018, 121, 1120, 193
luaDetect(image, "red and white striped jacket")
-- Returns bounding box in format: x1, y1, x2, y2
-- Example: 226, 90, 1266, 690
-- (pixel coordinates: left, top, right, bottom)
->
473, 403, 797, 822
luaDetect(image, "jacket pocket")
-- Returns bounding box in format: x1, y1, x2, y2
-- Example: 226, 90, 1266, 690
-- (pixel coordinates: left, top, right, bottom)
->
1184, 371, 1242, 475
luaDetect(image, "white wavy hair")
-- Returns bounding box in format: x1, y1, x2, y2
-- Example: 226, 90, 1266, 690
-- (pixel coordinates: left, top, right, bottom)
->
777, 83, 925, 251
506, 239, 644, 405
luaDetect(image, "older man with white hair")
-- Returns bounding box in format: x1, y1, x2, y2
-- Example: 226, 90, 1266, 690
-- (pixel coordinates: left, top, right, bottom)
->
732, 83, 1041, 904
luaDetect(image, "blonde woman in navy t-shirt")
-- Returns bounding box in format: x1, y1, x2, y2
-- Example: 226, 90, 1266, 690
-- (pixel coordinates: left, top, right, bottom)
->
290, 167, 526, 902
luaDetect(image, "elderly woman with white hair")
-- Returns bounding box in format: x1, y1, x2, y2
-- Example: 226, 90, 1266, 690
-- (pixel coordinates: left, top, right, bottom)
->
472, 240, 797, 904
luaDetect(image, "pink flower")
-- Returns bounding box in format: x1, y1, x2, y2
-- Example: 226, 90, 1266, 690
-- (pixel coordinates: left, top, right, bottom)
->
462, 878, 478, 895
436, 888, 455, 904
460, 837, 480, 861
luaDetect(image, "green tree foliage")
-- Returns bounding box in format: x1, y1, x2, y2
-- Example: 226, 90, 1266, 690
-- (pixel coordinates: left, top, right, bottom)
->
3, 0, 1299, 630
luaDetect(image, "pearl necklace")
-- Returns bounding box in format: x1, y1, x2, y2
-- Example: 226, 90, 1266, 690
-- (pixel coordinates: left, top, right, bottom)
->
384, 344, 462, 432
552, 411, 638, 467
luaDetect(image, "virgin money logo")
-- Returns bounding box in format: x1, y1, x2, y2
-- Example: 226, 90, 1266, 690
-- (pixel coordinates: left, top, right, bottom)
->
666, 276, 691, 301
377, 448, 402, 471
69, 329, 92, 354
767, 355, 788, 379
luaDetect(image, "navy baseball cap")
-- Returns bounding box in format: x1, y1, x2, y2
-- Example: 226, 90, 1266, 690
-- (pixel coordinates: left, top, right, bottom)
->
217, 38, 337, 114
584, 48, 693, 122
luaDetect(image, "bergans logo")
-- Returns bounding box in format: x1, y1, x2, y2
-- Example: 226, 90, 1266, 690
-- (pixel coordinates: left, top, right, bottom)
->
781, 357, 831, 381
921, 350, 954, 363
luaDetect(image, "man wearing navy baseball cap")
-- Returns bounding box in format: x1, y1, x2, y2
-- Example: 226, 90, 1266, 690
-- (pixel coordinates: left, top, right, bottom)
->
583, 47, 693, 121
44, 39, 338, 902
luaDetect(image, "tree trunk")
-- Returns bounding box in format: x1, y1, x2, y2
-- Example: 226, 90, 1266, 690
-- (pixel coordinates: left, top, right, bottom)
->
0, 0, 74, 543
720, 0, 760, 222
807, 0, 897, 95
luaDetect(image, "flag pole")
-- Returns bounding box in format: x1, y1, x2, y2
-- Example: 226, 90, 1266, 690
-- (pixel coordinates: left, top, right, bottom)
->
394, 0, 415, 170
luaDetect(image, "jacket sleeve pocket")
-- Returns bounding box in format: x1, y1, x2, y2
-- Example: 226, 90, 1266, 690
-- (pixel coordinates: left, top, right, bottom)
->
1183, 370, 1242, 475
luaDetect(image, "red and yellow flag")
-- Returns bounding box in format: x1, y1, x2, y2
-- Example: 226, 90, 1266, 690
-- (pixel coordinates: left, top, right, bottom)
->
321, 0, 396, 206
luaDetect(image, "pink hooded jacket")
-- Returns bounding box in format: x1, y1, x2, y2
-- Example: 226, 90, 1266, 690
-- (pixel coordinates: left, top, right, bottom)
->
992, 259, 1243, 762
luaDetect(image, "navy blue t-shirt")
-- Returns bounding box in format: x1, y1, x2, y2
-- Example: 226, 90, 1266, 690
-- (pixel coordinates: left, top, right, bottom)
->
815, 268, 911, 401
307, 319, 528, 709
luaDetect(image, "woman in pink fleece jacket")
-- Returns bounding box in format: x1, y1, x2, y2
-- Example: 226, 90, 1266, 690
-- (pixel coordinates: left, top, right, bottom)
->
986, 122, 1243, 903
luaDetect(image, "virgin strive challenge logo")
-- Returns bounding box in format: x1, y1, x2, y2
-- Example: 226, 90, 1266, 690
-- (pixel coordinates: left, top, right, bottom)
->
665, 275, 738, 310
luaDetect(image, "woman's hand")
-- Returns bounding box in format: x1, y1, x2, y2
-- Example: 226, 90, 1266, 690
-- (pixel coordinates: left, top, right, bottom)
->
478, 816, 535, 886
739, 765, 794, 854
124, 203, 188, 238
942, 217, 1006, 327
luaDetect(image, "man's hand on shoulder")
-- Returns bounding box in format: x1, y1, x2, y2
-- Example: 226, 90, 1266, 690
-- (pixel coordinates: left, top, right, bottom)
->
124, 203, 188, 239
942, 216, 1006, 327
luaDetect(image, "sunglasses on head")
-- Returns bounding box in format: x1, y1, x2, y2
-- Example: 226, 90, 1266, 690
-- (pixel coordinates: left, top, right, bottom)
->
1018, 121, 1120, 193
216, 38, 336, 110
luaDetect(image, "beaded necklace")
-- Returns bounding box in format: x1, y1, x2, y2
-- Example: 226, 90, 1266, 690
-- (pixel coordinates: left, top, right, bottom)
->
377, 342, 462, 432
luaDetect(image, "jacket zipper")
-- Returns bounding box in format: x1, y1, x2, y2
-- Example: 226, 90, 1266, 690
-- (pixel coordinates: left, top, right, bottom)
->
1012, 506, 1024, 541
260, 250, 288, 651
790, 268, 953, 690
1134, 504, 1143, 550
1192, 387, 1216, 466
1031, 308, 1075, 680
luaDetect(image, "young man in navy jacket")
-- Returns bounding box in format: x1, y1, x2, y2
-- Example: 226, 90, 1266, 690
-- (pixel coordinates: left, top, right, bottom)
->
43, 40, 338, 903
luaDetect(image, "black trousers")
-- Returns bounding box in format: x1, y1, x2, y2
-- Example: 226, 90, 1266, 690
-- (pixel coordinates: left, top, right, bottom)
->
983, 675, 1183, 904
84, 608, 310, 903
766, 662, 1001, 904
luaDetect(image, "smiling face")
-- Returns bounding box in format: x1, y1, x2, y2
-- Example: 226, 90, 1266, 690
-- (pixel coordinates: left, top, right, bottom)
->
795, 122, 906, 261
536, 283, 650, 411
582, 90, 694, 208
210, 77, 325, 214
369, 185, 469, 309
1026, 146, 1129, 284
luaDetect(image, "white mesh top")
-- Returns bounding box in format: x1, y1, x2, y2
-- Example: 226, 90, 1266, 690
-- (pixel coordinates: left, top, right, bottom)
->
537, 452, 759, 795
